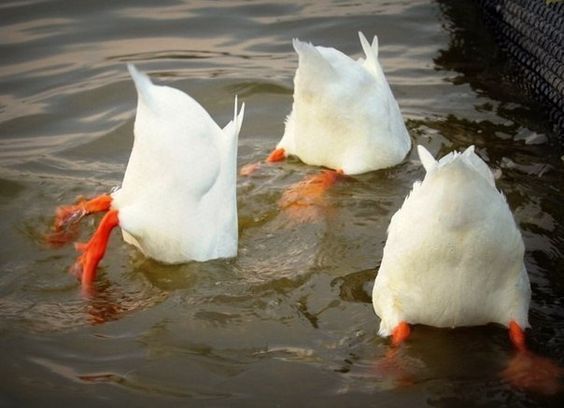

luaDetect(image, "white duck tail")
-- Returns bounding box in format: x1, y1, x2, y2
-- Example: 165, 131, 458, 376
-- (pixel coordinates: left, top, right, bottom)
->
277, 33, 411, 175
373, 145, 530, 336
112, 65, 243, 263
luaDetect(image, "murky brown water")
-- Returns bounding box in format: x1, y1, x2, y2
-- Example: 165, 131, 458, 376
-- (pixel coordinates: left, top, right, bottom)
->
0, 0, 563, 406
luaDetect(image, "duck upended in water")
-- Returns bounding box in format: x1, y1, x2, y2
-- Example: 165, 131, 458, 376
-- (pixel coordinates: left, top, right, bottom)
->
372, 145, 530, 343
50, 65, 244, 289
372, 145, 562, 393
265, 32, 411, 175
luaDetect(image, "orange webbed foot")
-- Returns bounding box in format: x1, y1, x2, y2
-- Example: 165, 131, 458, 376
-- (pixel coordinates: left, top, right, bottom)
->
45, 222, 81, 248
240, 162, 262, 176
45, 200, 88, 247
503, 351, 563, 395
266, 147, 286, 163
55, 194, 112, 230
70, 210, 119, 291
54, 202, 88, 231
46, 194, 113, 246
373, 348, 415, 388
502, 321, 563, 395
278, 169, 343, 223
372, 322, 414, 388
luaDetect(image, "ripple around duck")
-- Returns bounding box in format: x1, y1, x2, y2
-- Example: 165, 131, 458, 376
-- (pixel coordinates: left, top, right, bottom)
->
0, 0, 563, 406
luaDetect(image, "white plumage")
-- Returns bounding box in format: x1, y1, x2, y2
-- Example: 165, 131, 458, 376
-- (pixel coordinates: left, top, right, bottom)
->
372, 145, 530, 336
111, 65, 244, 263
275, 32, 411, 175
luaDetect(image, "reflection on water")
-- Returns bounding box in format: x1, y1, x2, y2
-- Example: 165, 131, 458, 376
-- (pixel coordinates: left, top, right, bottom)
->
0, 0, 562, 405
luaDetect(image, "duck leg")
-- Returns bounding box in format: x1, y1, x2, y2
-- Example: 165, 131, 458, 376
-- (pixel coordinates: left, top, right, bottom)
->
47, 194, 113, 246
502, 320, 562, 394
373, 321, 414, 387
279, 169, 343, 223
240, 148, 287, 176
55, 194, 112, 229
391, 321, 411, 347
508, 320, 526, 352
266, 147, 286, 163
71, 210, 119, 292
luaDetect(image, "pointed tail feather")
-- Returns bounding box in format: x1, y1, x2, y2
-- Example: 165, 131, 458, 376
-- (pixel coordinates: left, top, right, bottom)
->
127, 64, 155, 106
461, 145, 496, 187
358, 32, 388, 85
233, 95, 245, 135
417, 145, 437, 172
223, 96, 245, 138
221, 96, 245, 183
127, 64, 153, 90
292, 38, 336, 83
359, 31, 378, 63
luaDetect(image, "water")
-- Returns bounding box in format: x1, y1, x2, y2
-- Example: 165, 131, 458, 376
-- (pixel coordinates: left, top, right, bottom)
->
0, 0, 563, 406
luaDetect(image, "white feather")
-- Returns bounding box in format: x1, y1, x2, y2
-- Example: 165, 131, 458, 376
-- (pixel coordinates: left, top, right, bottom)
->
417, 145, 437, 172
372, 145, 530, 336
276, 33, 411, 175
111, 65, 244, 263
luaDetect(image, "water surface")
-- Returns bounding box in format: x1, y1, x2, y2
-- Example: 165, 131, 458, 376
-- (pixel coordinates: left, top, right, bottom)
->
0, 0, 563, 406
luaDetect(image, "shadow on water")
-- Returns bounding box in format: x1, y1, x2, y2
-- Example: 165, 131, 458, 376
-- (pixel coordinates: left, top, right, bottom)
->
0, 0, 563, 406
433, 0, 559, 141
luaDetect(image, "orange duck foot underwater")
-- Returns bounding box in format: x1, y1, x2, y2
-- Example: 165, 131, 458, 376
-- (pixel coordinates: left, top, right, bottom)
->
278, 169, 343, 223
46, 194, 112, 247
48, 194, 119, 289
239, 147, 286, 177
503, 322, 563, 395
240, 145, 343, 223
382, 321, 562, 394
54, 194, 112, 231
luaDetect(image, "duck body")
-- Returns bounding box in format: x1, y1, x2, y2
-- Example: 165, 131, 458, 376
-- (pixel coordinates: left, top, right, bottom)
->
276, 32, 410, 175
372, 145, 530, 336
111, 65, 244, 263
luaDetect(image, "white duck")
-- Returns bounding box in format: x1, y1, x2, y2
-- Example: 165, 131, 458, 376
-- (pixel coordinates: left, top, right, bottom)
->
51, 64, 244, 288
265, 32, 411, 175
372, 145, 531, 348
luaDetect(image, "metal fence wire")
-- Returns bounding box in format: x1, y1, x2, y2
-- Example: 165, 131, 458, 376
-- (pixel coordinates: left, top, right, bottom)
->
478, 0, 564, 141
